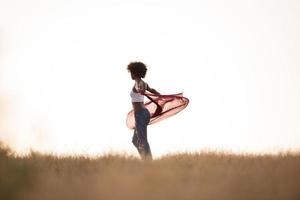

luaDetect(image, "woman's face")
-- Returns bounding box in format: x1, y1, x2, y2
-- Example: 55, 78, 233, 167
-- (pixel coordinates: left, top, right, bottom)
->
130, 72, 135, 80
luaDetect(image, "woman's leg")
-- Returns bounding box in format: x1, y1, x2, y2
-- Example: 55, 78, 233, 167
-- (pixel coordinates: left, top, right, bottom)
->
132, 129, 143, 156
134, 108, 152, 160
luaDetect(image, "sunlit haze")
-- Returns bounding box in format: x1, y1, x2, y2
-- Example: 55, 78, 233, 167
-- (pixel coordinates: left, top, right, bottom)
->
1, 0, 300, 157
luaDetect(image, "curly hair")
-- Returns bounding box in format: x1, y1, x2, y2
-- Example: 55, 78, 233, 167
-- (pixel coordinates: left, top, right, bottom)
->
127, 61, 147, 78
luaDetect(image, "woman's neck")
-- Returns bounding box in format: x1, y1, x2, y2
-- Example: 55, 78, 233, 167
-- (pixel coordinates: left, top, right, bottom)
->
135, 78, 142, 83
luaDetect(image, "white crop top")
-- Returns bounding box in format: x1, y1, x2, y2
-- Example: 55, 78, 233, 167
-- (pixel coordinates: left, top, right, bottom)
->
130, 90, 144, 102
130, 81, 147, 102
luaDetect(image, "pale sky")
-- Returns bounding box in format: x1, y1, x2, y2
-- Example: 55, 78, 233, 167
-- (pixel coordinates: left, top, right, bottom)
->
0, 0, 300, 157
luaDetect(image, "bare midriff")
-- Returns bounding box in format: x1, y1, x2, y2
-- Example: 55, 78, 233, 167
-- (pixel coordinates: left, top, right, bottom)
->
132, 102, 146, 112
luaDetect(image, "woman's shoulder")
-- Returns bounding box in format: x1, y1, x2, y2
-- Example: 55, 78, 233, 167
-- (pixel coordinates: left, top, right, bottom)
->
135, 80, 148, 90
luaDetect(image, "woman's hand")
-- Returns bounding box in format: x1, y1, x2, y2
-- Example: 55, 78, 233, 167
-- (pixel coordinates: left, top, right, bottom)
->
152, 105, 162, 118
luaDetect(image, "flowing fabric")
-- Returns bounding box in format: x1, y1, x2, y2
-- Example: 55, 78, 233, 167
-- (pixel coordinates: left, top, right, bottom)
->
126, 92, 189, 129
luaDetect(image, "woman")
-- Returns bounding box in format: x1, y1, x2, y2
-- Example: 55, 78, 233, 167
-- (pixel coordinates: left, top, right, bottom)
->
127, 61, 160, 160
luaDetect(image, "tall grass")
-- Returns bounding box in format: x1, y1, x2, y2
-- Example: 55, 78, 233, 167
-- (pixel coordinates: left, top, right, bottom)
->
1, 142, 300, 200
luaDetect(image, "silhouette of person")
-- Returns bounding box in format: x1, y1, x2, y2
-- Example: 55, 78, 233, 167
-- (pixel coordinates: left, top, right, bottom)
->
127, 61, 160, 160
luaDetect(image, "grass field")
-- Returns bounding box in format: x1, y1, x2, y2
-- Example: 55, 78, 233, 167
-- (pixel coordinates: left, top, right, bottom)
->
1, 142, 300, 200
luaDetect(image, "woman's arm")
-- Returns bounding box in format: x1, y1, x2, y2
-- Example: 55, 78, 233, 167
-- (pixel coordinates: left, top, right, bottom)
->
143, 82, 162, 117
146, 83, 160, 95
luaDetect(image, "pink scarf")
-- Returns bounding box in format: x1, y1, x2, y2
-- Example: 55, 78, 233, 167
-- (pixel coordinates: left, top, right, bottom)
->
126, 92, 189, 129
